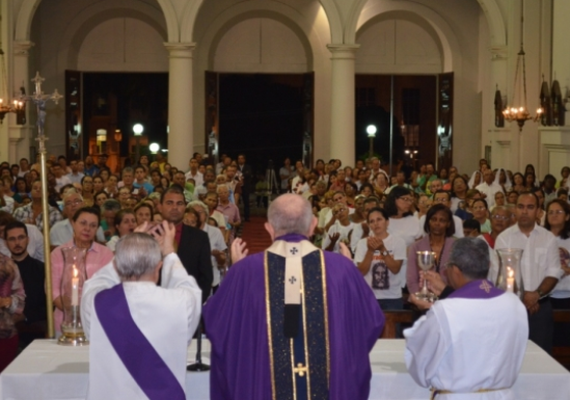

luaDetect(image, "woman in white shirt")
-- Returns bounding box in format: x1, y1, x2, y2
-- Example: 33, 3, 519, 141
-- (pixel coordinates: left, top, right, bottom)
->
544, 199, 570, 346
106, 209, 137, 252
385, 186, 420, 248
322, 203, 355, 254
354, 207, 407, 310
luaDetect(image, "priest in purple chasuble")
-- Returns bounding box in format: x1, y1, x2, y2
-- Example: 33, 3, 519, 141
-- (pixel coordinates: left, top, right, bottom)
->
405, 238, 528, 400
81, 222, 202, 400
204, 194, 384, 400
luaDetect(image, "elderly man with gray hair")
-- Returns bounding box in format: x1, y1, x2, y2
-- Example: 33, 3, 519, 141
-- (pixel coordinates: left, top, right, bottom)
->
81, 221, 202, 400
204, 193, 384, 400
404, 237, 528, 399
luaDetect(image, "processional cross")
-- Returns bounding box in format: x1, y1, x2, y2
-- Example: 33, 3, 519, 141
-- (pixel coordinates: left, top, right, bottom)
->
17, 71, 63, 339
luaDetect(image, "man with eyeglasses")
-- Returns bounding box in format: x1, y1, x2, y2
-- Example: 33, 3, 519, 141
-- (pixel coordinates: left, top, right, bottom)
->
49, 190, 105, 249
495, 191, 561, 354
0, 211, 45, 262
418, 190, 464, 238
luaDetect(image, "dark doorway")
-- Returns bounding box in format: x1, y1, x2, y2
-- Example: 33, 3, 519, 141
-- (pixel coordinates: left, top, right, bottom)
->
216, 73, 310, 174
79, 73, 168, 171
355, 75, 439, 172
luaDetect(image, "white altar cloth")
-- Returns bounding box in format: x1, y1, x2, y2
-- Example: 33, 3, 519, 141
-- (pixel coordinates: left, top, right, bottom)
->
0, 339, 568, 400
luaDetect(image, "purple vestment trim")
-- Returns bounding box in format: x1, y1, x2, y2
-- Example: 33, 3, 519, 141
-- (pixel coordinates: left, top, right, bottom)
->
274, 233, 309, 243
95, 284, 185, 400
447, 279, 503, 300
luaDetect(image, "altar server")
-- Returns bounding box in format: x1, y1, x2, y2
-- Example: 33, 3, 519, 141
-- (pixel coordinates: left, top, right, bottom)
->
204, 194, 384, 400
81, 222, 202, 400
404, 237, 528, 400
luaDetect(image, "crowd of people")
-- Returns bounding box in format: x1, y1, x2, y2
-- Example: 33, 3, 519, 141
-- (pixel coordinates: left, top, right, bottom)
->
0, 151, 568, 382
283, 156, 568, 355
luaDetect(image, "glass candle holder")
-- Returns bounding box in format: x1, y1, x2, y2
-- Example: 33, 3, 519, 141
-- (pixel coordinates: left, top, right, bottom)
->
495, 248, 524, 299
58, 247, 89, 346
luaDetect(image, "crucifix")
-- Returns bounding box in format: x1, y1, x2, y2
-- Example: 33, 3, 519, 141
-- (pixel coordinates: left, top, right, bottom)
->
293, 363, 308, 377
17, 71, 63, 339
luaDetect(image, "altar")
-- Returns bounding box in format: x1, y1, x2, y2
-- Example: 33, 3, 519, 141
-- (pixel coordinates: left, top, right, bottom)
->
0, 339, 568, 399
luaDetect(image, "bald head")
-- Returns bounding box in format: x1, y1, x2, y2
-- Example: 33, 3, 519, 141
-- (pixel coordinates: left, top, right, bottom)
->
267, 194, 315, 238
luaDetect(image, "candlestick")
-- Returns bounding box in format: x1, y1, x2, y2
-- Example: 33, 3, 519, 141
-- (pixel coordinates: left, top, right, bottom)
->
506, 267, 514, 293
71, 265, 79, 307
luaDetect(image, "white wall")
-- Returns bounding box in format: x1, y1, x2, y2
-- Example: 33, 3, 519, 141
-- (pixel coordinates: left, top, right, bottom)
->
214, 18, 307, 73
356, 18, 442, 74
78, 17, 168, 72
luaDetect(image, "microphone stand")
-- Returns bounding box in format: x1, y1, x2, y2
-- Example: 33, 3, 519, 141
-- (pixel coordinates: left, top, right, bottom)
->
187, 322, 210, 371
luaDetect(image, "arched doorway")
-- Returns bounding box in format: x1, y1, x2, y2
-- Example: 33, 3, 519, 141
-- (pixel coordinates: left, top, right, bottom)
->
204, 17, 314, 172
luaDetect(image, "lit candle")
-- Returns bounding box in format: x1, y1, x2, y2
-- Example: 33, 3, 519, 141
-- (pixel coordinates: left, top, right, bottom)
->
71, 265, 79, 306
506, 267, 514, 293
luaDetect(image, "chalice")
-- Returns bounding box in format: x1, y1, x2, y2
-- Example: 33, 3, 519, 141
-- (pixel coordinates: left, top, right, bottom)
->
415, 251, 438, 303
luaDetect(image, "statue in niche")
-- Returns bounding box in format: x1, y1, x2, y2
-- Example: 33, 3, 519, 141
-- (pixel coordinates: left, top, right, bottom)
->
494, 85, 504, 127
551, 80, 565, 126
540, 78, 552, 126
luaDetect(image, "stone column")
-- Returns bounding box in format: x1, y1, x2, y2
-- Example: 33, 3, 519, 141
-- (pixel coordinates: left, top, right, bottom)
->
164, 42, 196, 170
10, 40, 35, 163
327, 44, 359, 166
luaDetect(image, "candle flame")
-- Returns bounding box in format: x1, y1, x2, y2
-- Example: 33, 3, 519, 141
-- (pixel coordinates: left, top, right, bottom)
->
507, 267, 514, 278
73, 265, 78, 278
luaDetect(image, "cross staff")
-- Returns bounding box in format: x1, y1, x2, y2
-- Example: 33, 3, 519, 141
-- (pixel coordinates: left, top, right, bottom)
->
18, 71, 63, 339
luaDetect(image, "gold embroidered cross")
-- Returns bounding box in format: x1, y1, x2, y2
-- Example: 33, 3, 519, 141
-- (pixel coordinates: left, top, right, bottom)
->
293, 363, 308, 377
479, 280, 491, 293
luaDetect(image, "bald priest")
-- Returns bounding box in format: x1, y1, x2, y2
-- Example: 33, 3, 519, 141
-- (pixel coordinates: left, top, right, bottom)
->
204, 194, 384, 400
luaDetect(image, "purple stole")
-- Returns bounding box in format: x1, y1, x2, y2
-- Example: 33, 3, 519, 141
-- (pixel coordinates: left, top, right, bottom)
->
447, 279, 503, 299
95, 284, 185, 400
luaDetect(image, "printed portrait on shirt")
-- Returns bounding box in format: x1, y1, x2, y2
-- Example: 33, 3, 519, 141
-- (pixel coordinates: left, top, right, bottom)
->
558, 247, 570, 270
371, 254, 389, 290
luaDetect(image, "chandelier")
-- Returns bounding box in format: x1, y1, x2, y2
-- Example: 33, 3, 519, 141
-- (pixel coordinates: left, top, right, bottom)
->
502, 0, 542, 131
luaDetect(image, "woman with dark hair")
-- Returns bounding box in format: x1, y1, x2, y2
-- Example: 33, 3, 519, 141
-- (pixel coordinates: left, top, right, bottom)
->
354, 207, 407, 311
350, 195, 366, 224
344, 181, 358, 208
81, 175, 95, 207
471, 198, 491, 233
92, 176, 104, 194
524, 172, 537, 190
98, 168, 110, 183
94, 191, 109, 208
511, 172, 525, 193
524, 164, 539, 186
385, 187, 420, 250
359, 183, 374, 198
406, 203, 455, 294
13, 177, 29, 204
134, 202, 154, 225
106, 209, 137, 252
50, 207, 114, 335
545, 199, 570, 346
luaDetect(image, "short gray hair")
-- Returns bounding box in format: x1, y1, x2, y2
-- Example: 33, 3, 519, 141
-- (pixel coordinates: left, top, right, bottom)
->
101, 198, 121, 213
447, 237, 490, 280
114, 233, 162, 279
267, 194, 313, 237
188, 200, 208, 212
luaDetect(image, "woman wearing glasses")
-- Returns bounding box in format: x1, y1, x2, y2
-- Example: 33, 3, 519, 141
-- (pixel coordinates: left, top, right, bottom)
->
50, 207, 114, 336
471, 198, 491, 234
544, 199, 570, 347
385, 187, 420, 248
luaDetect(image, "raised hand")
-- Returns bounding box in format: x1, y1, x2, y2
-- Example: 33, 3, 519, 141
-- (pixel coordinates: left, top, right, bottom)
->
231, 238, 249, 264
